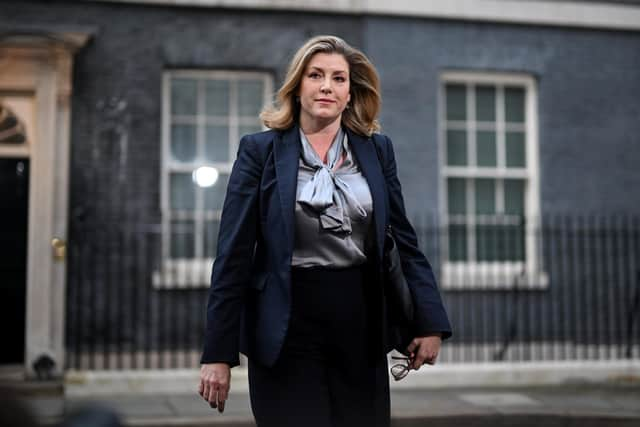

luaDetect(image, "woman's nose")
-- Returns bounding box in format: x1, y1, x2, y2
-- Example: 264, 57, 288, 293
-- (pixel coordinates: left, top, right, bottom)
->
320, 78, 332, 93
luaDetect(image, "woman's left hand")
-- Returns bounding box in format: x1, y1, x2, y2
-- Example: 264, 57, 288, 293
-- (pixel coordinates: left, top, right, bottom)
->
406, 333, 442, 370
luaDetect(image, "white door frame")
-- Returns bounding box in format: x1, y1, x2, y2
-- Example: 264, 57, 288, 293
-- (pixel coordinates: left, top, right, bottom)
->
0, 32, 90, 378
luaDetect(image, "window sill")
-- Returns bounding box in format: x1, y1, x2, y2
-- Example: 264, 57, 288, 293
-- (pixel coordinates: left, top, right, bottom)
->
152, 258, 212, 289
152, 260, 549, 291
440, 262, 549, 290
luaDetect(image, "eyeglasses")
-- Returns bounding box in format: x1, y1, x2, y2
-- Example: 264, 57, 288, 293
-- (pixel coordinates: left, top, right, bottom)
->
390, 356, 413, 381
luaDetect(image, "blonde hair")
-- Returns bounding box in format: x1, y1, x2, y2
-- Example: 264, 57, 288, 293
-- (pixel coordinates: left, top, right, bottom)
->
260, 35, 381, 136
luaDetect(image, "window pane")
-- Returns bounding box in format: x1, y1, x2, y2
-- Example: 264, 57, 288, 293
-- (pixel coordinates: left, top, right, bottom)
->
238, 80, 265, 117
204, 174, 230, 211
447, 178, 466, 215
475, 178, 495, 215
171, 124, 197, 162
170, 219, 195, 258
506, 131, 526, 167
446, 84, 466, 121
170, 173, 196, 210
505, 87, 525, 123
204, 219, 220, 258
504, 179, 525, 215
505, 221, 526, 261
0, 104, 26, 144
239, 124, 263, 139
476, 131, 496, 167
475, 85, 495, 122
205, 80, 229, 116
171, 78, 197, 116
205, 124, 229, 162
475, 220, 525, 262
446, 130, 467, 166
449, 225, 468, 261
487, 181, 525, 262
476, 224, 498, 262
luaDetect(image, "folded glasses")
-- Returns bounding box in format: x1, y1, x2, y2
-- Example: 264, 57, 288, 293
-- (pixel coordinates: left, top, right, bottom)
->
390, 355, 413, 381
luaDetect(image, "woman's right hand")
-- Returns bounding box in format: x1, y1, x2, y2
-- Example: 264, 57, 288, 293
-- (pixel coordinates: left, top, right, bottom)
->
199, 363, 231, 413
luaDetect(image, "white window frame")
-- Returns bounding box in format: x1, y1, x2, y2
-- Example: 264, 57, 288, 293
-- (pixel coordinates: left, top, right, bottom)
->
438, 71, 547, 290
154, 70, 273, 289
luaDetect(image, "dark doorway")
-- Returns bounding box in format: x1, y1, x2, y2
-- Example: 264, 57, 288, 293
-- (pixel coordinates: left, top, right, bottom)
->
0, 158, 29, 364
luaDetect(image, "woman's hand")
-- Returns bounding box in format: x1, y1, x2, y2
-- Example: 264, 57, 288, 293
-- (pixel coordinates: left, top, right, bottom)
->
406, 333, 442, 370
199, 363, 231, 413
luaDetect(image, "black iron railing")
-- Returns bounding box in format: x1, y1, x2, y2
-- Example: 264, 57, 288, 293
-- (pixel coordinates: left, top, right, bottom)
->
65, 214, 640, 369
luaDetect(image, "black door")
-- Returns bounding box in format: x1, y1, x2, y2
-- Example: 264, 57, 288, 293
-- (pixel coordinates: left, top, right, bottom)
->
0, 158, 29, 364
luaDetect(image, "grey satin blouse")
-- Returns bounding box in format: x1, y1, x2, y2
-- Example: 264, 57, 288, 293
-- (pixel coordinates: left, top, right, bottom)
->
291, 129, 374, 268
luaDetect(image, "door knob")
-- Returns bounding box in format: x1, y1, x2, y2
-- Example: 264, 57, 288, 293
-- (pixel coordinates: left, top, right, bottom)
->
51, 238, 66, 261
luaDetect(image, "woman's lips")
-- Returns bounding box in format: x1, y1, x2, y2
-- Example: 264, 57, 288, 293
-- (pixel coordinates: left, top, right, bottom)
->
316, 98, 335, 103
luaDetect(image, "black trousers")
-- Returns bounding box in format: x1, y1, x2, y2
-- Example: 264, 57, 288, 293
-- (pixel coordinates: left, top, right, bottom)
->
248, 266, 390, 427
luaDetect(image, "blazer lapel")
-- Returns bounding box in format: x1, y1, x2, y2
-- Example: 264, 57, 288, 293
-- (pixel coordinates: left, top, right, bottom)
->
273, 126, 301, 253
347, 129, 386, 262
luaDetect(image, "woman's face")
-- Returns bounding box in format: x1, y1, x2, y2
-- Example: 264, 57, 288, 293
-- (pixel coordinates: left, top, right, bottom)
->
297, 52, 351, 129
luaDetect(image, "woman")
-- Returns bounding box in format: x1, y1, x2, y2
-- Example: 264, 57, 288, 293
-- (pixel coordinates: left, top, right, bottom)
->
198, 35, 451, 427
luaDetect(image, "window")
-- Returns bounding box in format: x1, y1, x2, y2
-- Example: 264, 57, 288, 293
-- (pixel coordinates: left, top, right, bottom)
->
0, 97, 34, 158
156, 70, 272, 288
439, 72, 546, 289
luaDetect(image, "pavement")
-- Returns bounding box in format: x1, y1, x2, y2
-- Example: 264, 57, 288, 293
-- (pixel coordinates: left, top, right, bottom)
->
6, 382, 640, 427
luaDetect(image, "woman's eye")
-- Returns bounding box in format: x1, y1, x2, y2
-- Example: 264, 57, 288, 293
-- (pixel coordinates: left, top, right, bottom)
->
334, 76, 346, 82
309, 72, 321, 79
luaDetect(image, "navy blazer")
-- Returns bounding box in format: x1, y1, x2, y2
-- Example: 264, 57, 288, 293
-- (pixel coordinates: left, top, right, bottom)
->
201, 125, 452, 367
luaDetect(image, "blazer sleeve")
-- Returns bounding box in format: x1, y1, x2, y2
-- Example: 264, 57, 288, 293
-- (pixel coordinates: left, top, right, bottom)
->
379, 134, 452, 340
201, 134, 262, 366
